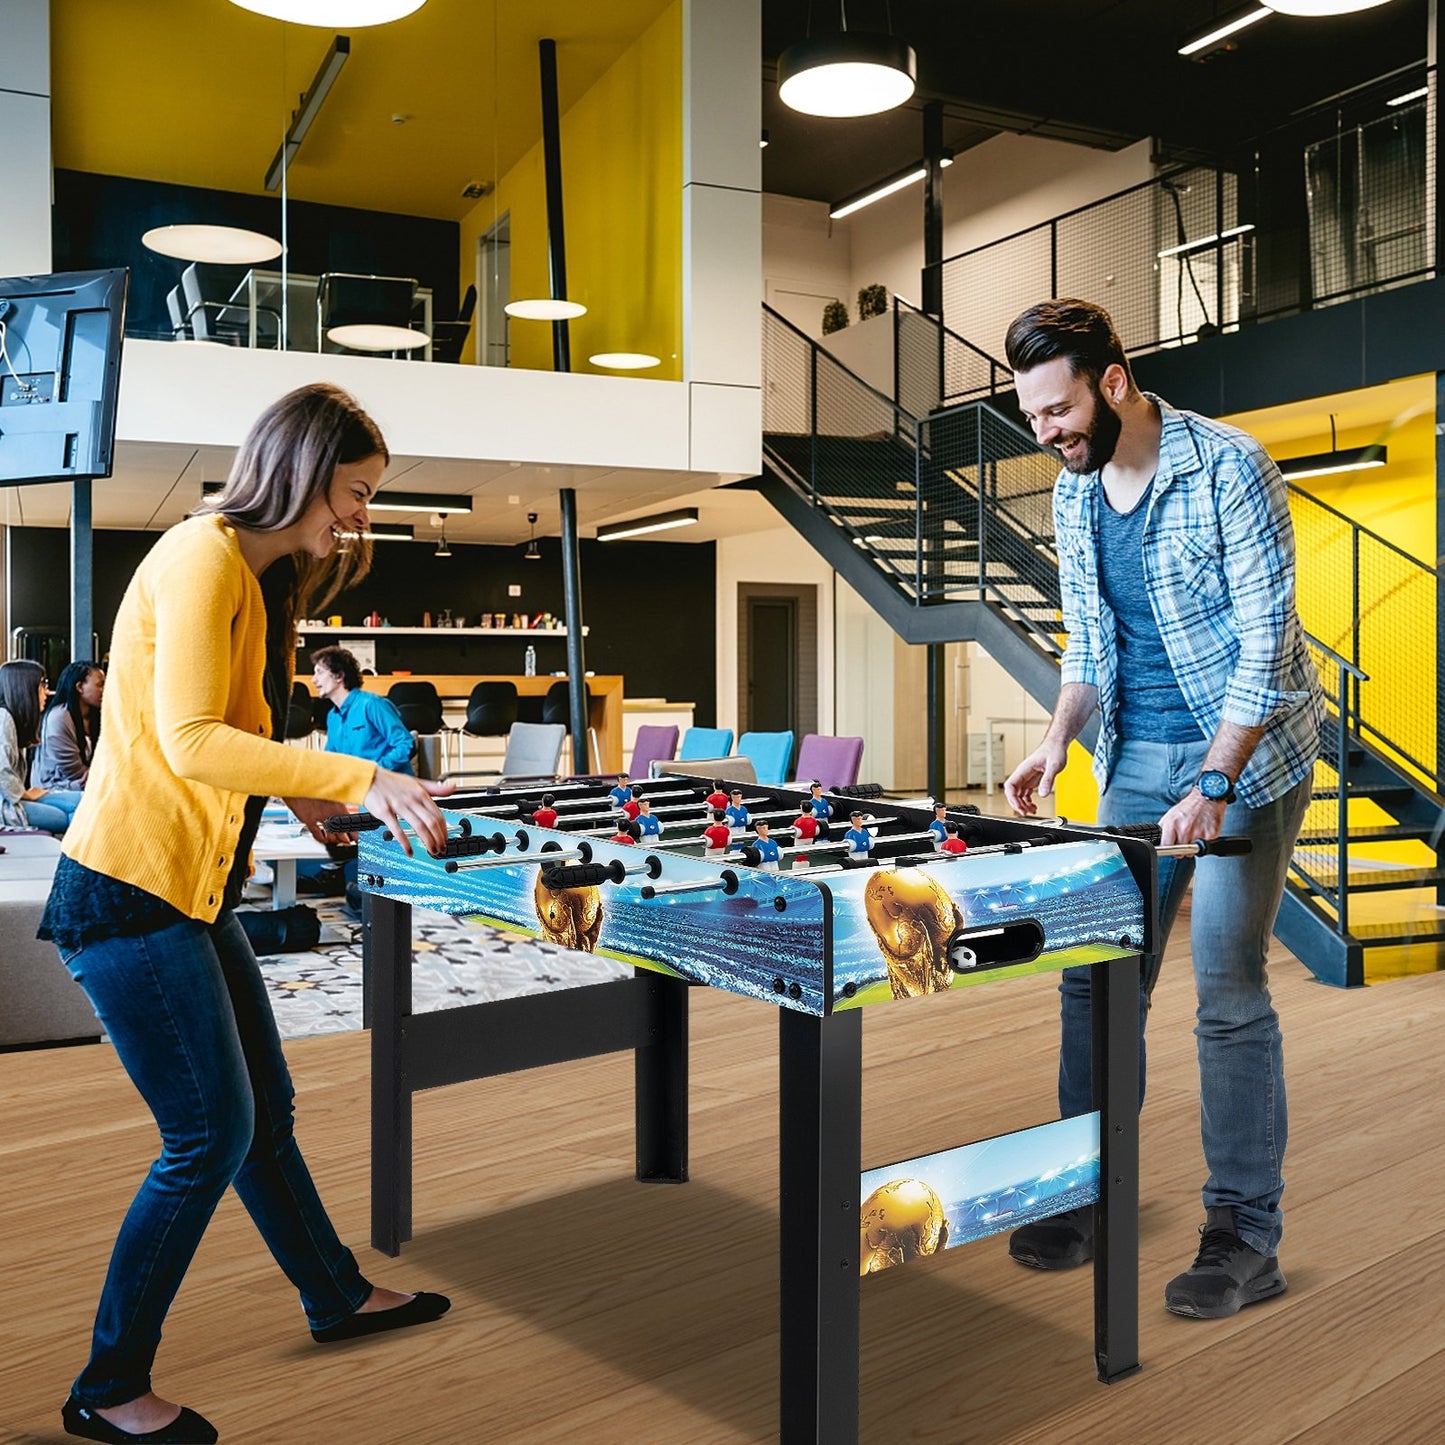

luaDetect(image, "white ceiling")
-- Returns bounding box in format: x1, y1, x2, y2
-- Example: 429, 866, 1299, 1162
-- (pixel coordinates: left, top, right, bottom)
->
0, 442, 781, 546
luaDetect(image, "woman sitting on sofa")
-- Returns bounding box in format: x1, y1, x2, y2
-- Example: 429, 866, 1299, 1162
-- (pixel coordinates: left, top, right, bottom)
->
0, 659, 85, 834
33, 659, 105, 790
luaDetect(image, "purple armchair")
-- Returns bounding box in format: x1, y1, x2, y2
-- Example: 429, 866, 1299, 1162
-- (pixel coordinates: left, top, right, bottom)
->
792, 734, 864, 792
629, 724, 680, 778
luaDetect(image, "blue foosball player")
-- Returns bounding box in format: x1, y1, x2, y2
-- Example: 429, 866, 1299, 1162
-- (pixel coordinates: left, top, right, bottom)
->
635, 797, 663, 841
751, 818, 781, 871
808, 780, 832, 825
725, 789, 750, 834
928, 801, 949, 849
608, 773, 633, 811
842, 810, 873, 858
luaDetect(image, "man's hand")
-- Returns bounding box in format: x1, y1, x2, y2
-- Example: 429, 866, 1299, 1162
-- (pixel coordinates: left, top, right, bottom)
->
1005, 740, 1069, 816
1158, 789, 1226, 846
285, 796, 357, 845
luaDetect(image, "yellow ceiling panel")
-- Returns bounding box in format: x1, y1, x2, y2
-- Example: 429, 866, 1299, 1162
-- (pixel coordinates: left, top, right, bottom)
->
52, 0, 676, 220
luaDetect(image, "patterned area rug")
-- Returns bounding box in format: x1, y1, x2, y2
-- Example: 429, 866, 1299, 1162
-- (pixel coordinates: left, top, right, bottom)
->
242, 897, 631, 1041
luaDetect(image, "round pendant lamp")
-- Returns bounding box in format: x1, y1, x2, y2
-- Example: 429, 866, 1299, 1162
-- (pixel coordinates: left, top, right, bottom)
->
589, 352, 661, 370
142, 225, 283, 265
327, 323, 429, 351
778, 32, 917, 117
1263, 1, 1395, 14
504, 299, 588, 320
229, 1, 426, 24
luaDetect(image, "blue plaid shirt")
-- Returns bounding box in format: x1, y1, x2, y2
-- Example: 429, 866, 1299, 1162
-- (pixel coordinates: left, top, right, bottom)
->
1054, 395, 1323, 807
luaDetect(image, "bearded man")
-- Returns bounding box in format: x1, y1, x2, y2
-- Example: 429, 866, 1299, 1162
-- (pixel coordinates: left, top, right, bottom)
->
1001, 298, 1322, 1320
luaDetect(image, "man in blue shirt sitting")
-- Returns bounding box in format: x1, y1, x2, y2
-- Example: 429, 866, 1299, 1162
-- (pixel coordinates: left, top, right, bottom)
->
312, 646, 415, 775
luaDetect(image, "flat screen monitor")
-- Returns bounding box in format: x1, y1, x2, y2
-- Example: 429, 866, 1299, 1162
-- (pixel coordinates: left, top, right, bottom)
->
0, 267, 128, 487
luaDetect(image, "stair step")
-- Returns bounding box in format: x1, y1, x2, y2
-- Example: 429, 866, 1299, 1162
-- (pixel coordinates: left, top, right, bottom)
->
1310, 783, 1416, 802
1350, 918, 1445, 946
1293, 865, 1445, 893
1297, 823, 1444, 845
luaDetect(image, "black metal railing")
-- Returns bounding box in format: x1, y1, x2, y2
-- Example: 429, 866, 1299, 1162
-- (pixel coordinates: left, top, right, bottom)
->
930, 64, 1435, 363
892, 295, 1008, 412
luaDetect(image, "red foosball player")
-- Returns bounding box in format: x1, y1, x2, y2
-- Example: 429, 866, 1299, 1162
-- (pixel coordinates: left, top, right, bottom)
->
705, 779, 730, 811
940, 821, 969, 855
609, 819, 640, 846
531, 793, 559, 829
790, 799, 820, 865
702, 809, 733, 852
621, 796, 642, 820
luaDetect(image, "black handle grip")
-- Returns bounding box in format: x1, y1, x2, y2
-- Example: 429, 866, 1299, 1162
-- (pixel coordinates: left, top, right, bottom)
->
1105, 822, 1164, 845
838, 782, 883, 798
324, 812, 379, 833
1199, 835, 1252, 857
542, 860, 620, 889
739, 845, 761, 868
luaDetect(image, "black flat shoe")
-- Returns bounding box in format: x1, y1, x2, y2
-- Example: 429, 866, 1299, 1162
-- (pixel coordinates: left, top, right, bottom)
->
311, 1289, 451, 1343
62, 1396, 218, 1444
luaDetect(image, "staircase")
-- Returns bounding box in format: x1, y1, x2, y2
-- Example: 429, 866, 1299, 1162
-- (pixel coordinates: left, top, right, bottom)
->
760, 302, 1445, 988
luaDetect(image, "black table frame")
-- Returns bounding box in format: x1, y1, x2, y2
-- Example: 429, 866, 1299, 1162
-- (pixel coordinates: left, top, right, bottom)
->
366, 894, 1139, 1443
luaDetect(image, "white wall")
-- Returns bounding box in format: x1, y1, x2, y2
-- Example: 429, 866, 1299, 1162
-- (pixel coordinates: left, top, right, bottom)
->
0, 0, 51, 277
763, 193, 852, 336
715, 524, 836, 740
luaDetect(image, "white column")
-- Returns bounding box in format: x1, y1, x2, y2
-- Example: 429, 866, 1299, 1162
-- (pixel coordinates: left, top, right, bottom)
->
682, 0, 761, 473
0, 0, 53, 277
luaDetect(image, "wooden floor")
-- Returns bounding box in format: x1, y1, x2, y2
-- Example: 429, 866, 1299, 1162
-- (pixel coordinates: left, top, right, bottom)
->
4, 921, 1444, 1444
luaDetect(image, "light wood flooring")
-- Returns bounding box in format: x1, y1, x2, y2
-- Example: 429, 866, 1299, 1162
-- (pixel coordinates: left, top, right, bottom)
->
3, 918, 1443, 1444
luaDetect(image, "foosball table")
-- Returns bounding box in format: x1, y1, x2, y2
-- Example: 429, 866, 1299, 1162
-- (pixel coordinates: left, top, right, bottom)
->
340, 772, 1242, 1441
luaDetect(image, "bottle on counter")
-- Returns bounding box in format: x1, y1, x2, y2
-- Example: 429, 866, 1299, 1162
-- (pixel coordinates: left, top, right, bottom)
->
524, 644, 537, 677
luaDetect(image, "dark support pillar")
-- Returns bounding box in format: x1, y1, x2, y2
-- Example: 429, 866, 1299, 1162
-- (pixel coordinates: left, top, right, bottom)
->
538, 37, 571, 373
559, 487, 589, 772
369, 892, 413, 1256
922, 99, 947, 802
778, 1008, 862, 1444
70, 478, 93, 665
1092, 954, 1141, 1384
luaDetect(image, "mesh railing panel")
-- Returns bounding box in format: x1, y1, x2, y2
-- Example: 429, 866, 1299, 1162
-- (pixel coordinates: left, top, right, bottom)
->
896, 304, 943, 419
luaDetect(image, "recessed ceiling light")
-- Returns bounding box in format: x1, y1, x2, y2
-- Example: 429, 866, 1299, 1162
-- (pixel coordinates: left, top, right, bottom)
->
778, 32, 917, 117
589, 352, 661, 370
505, 299, 587, 320
229, 1, 427, 24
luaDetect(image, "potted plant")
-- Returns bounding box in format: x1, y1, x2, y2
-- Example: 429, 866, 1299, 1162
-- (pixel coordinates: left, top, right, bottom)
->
822, 298, 849, 334
858, 283, 888, 320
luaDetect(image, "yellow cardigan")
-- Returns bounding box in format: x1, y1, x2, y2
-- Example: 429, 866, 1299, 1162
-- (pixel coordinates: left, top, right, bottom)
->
63, 514, 377, 921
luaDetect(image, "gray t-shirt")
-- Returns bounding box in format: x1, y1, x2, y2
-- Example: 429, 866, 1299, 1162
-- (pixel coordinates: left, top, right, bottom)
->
1097, 489, 1204, 743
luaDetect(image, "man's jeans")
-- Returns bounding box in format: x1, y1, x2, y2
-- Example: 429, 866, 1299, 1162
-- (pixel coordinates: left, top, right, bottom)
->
1056, 738, 1312, 1257
58, 910, 371, 1407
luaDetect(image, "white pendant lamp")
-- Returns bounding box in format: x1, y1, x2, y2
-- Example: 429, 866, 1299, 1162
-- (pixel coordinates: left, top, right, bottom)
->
778, 4, 917, 119
589, 352, 661, 370
142, 225, 283, 265
229, 1, 426, 24
1263, 1, 1395, 14
327, 323, 429, 351
504, 299, 587, 320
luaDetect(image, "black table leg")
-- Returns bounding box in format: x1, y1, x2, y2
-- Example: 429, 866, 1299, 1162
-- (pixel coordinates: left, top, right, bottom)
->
778, 1007, 863, 1444
635, 971, 689, 1183
1092, 953, 1141, 1383
368, 893, 413, 1257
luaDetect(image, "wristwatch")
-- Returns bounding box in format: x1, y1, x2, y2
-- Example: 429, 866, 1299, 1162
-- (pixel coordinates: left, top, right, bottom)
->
1197, 770, 1236, 803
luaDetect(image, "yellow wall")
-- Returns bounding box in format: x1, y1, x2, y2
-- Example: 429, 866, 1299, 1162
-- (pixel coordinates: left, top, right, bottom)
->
459, 1, 683, 379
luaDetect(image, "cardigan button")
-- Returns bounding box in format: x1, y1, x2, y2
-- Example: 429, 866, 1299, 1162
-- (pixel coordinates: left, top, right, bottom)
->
208, 894, 216, 906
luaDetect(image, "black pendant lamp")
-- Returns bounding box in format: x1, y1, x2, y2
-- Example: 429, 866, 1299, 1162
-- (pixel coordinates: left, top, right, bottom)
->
778, 2, 917, 118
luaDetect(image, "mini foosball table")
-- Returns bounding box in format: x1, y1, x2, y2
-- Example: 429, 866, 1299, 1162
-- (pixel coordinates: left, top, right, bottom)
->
342, 773, 1243, 1442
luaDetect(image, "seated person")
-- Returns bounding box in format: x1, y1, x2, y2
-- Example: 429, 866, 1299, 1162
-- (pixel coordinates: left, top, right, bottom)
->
0, 659, 84, 834
702, 808, 732, 851
312, 645, 414, 775
33, 659, 104, 791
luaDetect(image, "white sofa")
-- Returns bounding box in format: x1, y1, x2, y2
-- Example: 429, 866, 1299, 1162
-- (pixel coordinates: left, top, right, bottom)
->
0, 832, 101, 1049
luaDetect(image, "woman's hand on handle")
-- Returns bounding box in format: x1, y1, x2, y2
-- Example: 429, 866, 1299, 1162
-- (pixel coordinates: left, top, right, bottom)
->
363, 770, 457, 857
1004, 741, 1068, 816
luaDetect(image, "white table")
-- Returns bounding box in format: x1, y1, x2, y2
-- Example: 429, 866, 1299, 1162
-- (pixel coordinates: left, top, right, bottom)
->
251, 821, 331, 909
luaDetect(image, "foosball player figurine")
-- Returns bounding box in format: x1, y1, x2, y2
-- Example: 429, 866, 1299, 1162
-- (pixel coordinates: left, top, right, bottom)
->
751, 818, 781, 871
808, 779, 833, 825
928, 801, 950, 849
609, 818, 641, 846
702, 808, 733, 852
634, 796, 664, 842
608, 772, 633, 811
705, 779, 730, 811
531, 793, 559, 829
940, 821, 969, 855
725, 788, 750, 834
842, 810, 874, 859
790, 799, 820, 865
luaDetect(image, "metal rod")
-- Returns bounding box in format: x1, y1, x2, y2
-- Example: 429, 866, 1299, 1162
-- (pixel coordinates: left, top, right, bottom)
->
538, 37, 571, 373
559, 487, 589, 773
446, 848, 582, 873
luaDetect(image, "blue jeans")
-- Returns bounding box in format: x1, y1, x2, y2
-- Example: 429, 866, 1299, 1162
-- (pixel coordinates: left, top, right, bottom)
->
58, 911, 371, 1406
25, 788, 83, 833
1057, 738, 1312, 1256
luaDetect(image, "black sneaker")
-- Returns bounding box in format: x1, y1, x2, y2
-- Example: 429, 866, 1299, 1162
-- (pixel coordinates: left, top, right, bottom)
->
1164, 1206, 1287, 1318
1008, 1207, 1095, 1270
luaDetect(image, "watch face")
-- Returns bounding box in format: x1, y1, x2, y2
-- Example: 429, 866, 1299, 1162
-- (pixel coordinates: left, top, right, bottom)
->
1199, 771, 1229, 800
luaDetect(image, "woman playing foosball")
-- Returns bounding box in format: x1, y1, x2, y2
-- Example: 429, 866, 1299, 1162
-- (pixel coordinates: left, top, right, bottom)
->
40, 383, 456, 1445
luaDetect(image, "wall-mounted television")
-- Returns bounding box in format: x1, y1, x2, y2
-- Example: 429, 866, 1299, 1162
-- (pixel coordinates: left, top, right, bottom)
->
0, 267, 128, 487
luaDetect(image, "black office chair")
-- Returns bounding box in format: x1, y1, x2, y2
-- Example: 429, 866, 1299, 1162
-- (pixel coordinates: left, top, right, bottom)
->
430, 284, 477, 364
317, 273, 423, 355
541, 679, 592, 727
165, 286, 186, 340
458, 680, 518, 769
180, 263, 279, 347
285, 681, 314, 742
310, 694, 333, 736
386, 681, 444, 733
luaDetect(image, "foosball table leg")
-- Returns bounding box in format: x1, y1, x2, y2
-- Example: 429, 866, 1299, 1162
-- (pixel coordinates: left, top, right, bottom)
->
1092, 952, 1141, 1383
368, 893, 414, 1257
777, 1007, 863, 1445
634, 971, 690, 1183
